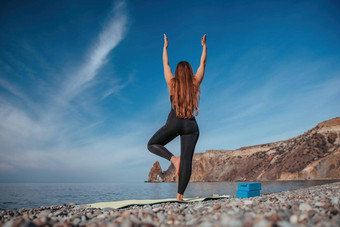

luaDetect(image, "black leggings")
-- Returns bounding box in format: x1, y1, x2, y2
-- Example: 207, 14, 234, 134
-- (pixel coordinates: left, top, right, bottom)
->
147, 110, 199, 195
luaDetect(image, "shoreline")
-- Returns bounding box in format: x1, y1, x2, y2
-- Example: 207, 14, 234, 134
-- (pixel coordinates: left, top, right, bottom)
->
1, 182, 339, 226
143, 178, 340, 183
145, 178, 340, 183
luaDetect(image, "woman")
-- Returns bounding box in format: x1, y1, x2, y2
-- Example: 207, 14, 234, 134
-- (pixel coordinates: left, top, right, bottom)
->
147, 33, 207, 201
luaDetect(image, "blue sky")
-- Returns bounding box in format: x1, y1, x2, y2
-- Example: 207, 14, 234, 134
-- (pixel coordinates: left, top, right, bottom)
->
0, 0, 339, 183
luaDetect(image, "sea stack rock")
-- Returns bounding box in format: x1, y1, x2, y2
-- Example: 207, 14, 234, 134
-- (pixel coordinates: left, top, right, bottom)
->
148, 161, 164, 182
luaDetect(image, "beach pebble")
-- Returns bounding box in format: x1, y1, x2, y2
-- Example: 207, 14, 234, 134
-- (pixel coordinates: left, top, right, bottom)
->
299, 203, 312, 211
289, 214, 298, 224
214, 204, 222, 210
186, 217, 197, 225
37, 210, 51, 218
72, 217, 81, 226
32, 218, 43, 226
79, 220, 87, 226
307, 209, 317, 217
3, 220, 14, 227
277, 220, 295, 227
331, 197, 339, 206
152, 207, 162, 213
228, 219, 243, 227
54, 210, 63, 216
254, 218, 271, 227
269, 213, 281, 223
199, 221, 214, 227
81, 215, 88, 221
314, 201, 324, 207
244, 200, 252, 205
121, 218, 134, 227
220, 213, 232, 225
96, 214, 108, 219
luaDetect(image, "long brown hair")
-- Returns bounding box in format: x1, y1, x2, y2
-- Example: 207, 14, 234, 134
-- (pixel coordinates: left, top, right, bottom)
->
168, 61, 201, 119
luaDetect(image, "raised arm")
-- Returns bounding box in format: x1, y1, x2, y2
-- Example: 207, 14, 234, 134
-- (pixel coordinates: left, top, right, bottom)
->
163, 34, 175, 85
195, 34, 207, 85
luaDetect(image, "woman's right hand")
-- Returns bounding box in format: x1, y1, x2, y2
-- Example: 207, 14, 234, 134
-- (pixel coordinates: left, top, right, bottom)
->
164, 33, 168, 48
201, 34, 206, 46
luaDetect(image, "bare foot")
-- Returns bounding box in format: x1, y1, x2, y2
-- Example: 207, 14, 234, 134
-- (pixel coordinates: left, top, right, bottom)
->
170, 156, 181, 176
177, 193, 183, 201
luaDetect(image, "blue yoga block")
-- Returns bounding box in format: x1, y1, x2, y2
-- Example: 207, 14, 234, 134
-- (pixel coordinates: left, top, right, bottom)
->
237, 182, 261, 191
236, 190, 260, 198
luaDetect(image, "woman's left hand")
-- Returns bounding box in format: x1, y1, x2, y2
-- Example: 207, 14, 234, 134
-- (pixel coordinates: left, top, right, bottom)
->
164, 33, 168, 48
201, 34, 206, 47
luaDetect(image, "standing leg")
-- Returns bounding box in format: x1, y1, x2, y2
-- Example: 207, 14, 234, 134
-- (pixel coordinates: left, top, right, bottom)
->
178, 132, 199, 195
147, 123, 180, 161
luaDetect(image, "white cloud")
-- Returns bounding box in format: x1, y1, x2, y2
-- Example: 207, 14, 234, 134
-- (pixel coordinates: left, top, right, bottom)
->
61, 0, 128, 102
0, 100, 53, 149
102, 72, 134, 99
0, 163, 14, 172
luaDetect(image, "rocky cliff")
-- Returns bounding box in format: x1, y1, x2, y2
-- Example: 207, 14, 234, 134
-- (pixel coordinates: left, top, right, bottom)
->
148, 117, 340, 182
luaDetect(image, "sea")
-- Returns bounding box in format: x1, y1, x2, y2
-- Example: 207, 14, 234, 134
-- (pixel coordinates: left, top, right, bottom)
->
1, 180, 339, 210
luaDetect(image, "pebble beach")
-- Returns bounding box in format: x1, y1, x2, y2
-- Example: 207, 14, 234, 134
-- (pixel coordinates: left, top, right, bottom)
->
1, 182, 339, 227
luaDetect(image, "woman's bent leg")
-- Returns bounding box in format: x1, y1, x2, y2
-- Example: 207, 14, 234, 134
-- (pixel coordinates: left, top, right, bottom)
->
178, 132, 199, 195
147, 123, 180, 161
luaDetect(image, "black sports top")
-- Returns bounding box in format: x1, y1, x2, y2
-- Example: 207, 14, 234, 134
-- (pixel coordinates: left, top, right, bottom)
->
170, 95, 175, 111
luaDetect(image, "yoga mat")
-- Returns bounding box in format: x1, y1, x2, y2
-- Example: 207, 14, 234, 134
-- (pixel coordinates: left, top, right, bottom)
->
84, 194, 231, 209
